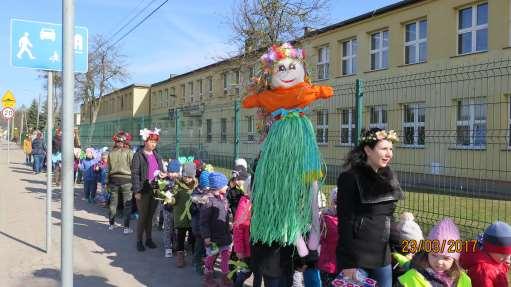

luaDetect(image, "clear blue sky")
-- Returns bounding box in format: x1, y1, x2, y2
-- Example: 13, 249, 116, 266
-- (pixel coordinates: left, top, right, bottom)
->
0, 0, 399, 109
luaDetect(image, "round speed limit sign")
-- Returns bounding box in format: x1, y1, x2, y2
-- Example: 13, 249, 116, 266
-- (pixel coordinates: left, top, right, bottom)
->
2, 107, 14, 120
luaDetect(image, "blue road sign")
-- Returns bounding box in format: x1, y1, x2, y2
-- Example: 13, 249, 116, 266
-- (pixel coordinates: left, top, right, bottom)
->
10, 19, 88, 73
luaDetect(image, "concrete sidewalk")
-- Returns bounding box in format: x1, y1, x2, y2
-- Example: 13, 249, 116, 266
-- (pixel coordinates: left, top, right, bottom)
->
0, 140, 202, 287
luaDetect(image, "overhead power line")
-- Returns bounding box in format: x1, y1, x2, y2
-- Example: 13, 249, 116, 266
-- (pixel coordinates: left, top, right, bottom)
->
107, 0, 169, 49
107, 0, 160, 43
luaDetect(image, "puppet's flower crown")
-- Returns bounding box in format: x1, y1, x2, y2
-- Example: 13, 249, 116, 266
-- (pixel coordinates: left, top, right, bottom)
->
260, 43, 305, 72
360, 129, 399, 145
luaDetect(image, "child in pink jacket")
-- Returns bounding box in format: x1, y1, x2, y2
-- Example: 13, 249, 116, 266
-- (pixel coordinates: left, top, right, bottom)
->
318, 187, 338, 286
232, 166, 262, 287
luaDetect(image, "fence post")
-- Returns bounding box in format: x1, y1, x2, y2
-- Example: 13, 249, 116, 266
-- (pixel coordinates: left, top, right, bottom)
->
234, 100, 240, 161
354, 79, 364, 146
175, 109, 180, 159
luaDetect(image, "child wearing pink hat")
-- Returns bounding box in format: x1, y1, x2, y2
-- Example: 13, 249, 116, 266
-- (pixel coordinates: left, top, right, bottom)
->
398, 218, 472, 286
460, 221, 511, 287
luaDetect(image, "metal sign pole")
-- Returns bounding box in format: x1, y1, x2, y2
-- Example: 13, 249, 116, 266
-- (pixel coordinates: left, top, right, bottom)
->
61, 0, 75, 285
7, 118, 10, 164
46, 71, 53, 253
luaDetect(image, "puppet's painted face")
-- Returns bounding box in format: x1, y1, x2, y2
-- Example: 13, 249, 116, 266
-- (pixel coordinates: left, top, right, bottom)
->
271, 58, 305, 89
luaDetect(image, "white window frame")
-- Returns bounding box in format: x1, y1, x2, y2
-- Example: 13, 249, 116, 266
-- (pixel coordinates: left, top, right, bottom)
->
369, 105, 388, 130
246, 115, 255, 143
248, 65, 255, 80
370, 30, 389, 70
180, 85, 186, 103
188, 82, 194, 103
457, 3, 488, 55
405, 20, 427, 64
508, 100, 511, 147
341, 39, 357, 76
164, 89, 168, 108
198, 79, 203, 100
206, 119, 212, 143
316, 109, 329, 144
232, 70, 241, 95
223, 72, 229, 95
207, 76, 213, 96
402, 103, 426, 147
339, 108, 355, 145
317, 46, 330, 80
456, 98, 486, 148
220, 118, 227, 143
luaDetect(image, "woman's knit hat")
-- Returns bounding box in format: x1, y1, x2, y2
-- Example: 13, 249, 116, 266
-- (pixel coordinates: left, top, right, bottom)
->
482, 221, 511, 254
209, 172, 228, 190
167, 159, 181, 173
427, 218, 461, 260
182, 162, 196, 178
199, 170, 210, 189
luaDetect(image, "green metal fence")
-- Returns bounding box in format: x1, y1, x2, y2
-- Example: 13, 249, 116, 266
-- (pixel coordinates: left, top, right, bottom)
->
79, 56, 511, 238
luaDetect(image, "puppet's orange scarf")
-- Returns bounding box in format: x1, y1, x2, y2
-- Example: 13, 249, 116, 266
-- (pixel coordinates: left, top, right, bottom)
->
242, 82, 333, 113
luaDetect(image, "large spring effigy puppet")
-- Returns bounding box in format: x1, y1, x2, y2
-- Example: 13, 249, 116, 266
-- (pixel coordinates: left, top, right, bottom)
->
243, 43, 333, 258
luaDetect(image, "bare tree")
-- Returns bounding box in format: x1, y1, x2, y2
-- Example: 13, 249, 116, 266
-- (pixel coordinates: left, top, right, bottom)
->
75, 34, 129, 125
230, 0, 330, 53
38, 71, 63, 128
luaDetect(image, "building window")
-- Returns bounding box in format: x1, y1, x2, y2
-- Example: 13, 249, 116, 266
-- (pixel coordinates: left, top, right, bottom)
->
369, 106, 388, 129
317, 46, 330, 80
458, 3, 488, 55
223, 72, 229, 95
508, 100, 511, 147
340, 108, 355, 145
207, 76, 213, 96
247, 116, 255, 142
180, 85, 186, 102
403, 103, 425, 146
232, 70, 240, 95
456, 98, 486, 147
206, 119, 212, 143
159, 90, 163, 108
342, 39, 357, 75
405, 20, 427, 64
248, 65, 255, 80
316, 109, 328, 144
151, 92, 156, 109
164, 89, 169, 107
188, 82, 194, 103
370, 30, 389, 70
220, 118, 227, 143
198, 79, 203, 100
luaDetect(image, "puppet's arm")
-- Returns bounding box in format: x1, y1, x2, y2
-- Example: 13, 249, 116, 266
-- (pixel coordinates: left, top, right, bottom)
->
242, 93, 260, 109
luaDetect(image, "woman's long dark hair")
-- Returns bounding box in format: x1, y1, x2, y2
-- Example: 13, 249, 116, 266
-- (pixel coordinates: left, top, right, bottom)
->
343, 127, 383, 169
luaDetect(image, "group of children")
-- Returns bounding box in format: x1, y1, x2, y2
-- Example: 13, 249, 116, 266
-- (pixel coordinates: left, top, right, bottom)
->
76, 151, 511, 287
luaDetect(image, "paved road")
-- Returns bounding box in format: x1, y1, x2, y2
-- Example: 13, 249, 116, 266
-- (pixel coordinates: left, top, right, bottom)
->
0, 140, 203, 287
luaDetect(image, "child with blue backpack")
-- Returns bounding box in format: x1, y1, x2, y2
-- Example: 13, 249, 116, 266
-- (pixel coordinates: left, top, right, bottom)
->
79, 147, 99, 203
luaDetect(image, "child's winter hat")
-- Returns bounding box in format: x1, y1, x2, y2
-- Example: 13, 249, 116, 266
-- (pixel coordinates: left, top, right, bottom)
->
482, 221, 511, 254
234, 158, 248, 170
427, 218, 461, 260
394, 212, 424, 241
85, 147, 95, 154
199, 170, 210, 189
182, 162, 196, 178
167, 159, 182, 173
209, 172, 228, 190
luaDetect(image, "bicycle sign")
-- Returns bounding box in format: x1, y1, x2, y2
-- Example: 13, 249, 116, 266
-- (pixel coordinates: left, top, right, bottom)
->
2, 107, 15, 120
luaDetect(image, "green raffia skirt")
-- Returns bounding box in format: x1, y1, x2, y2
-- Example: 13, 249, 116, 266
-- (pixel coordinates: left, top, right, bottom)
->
250, 109, 323, 246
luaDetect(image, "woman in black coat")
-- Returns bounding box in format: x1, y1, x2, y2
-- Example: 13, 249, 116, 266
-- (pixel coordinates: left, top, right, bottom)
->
336, 128, 404, 287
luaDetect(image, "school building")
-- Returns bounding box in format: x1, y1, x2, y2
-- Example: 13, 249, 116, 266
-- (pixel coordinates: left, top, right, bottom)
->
80, 0, 511, 197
